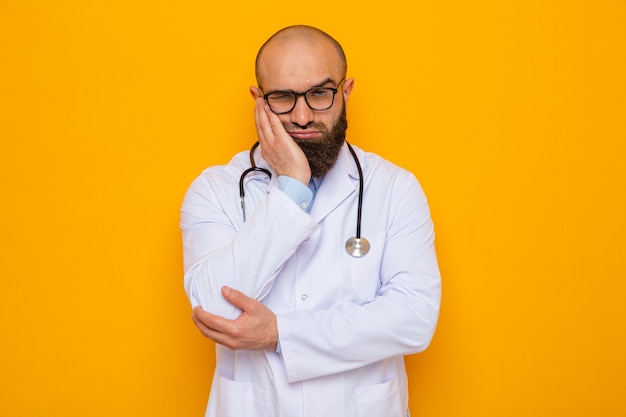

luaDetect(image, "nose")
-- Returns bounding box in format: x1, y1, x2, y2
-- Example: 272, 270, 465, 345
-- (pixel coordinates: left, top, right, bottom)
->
289, 95, 315, 127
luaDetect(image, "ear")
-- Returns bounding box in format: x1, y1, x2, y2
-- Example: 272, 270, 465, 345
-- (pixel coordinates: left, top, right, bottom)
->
342, 77, 355, 103
249, 86, 261, 100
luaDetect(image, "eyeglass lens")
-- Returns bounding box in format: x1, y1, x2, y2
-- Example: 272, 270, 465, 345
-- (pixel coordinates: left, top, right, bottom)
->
266, 88, 336, 114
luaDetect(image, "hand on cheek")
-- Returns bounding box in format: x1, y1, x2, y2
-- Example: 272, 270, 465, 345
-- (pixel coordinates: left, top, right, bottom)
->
250, 87, 311, 185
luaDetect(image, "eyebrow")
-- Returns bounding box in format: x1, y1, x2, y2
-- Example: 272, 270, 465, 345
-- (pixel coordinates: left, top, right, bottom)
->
263, 77, 341, 94
312, 77, 336, 88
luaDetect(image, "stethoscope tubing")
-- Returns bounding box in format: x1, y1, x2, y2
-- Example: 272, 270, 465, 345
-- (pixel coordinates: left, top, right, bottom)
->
239, 141, 369, 256
345, 142, 364, 240
239, 142, 272, 222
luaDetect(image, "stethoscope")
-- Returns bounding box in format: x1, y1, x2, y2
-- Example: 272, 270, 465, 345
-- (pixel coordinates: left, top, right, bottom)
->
239, 141, 370, 258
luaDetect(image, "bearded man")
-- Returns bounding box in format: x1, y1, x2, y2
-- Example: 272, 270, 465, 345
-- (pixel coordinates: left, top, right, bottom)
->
181, 25, 441, 417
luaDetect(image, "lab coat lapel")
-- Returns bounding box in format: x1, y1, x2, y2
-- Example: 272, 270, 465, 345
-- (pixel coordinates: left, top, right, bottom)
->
310, 143, 359, 223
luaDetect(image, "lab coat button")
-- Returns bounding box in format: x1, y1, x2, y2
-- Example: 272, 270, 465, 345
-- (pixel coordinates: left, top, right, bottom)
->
301, 294, 308, 300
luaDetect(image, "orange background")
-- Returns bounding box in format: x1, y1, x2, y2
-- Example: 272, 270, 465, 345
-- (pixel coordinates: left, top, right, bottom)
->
1, 1, 625, 416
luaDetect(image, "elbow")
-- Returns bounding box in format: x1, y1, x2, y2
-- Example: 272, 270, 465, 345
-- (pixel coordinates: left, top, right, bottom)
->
183, 265, 240, 319
405, 299, 441, 354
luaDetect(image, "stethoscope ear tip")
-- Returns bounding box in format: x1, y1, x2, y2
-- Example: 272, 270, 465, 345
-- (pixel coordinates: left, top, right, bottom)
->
345, 236, 370, 258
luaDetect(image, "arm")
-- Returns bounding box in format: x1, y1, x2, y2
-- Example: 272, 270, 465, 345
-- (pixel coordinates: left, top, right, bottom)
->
182, 185, 316, 318
191, 286, 279, 351
188, 177, 315, 350
181, 95, 315, 319
278, 175, 441, 382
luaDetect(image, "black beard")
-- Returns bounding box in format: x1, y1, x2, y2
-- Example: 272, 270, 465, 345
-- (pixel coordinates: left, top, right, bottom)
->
289, 107, 348, 178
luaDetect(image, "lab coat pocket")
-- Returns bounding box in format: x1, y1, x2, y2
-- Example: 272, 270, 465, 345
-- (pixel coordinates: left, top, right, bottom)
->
356, 377, 404, 417
214, 374, 272, 417
347, 232, 385, 303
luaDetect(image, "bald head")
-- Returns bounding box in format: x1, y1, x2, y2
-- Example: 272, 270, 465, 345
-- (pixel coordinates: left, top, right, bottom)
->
255, 25, 347, 88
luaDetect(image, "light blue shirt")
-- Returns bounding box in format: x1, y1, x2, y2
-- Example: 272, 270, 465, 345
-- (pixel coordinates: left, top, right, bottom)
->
276, 175, 321, 214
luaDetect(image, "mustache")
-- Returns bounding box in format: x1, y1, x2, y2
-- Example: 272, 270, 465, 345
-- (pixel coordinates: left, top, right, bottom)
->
284, 122, 327, 131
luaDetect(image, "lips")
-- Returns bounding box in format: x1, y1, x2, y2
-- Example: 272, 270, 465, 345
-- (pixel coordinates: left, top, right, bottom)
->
288, 130, 321, 140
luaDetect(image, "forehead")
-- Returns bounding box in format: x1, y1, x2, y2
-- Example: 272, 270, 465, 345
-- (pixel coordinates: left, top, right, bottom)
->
257, 38, 341, 90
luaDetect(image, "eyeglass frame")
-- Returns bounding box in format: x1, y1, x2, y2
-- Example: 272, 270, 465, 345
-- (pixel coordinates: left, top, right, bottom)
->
261, 77, 346, 115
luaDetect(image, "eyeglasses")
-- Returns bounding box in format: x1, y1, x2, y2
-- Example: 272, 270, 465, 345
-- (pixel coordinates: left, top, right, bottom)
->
262, 78, 345, 115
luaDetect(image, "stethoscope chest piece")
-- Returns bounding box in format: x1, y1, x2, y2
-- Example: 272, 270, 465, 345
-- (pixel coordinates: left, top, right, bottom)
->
345, 236, 370, 258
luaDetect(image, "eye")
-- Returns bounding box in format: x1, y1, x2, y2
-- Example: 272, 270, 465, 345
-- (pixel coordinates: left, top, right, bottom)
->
268, 91, 294, 101
308, 88, 331, 98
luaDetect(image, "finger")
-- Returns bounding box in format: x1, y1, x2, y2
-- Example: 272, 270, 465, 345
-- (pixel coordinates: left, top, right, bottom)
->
266, 106, 288, 137
194, 306, 246, 345
193, 316, 234, 347
255, 97, 274, 146
253, 96, 267, 138
192, 306, 213, 326
192, 307, 217, 334
253, 99, 265, 143
193, 306, 231, 333
191, 307, 215, 338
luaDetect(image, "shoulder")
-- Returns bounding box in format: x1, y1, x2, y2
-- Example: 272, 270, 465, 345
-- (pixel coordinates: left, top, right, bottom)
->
182, 150, 250, 202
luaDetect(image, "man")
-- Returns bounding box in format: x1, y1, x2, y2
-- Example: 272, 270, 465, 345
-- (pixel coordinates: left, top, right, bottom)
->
181, 25, 441, 417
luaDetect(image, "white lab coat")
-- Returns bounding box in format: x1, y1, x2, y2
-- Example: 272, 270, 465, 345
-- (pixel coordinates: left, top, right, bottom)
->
181, 143, 441, 417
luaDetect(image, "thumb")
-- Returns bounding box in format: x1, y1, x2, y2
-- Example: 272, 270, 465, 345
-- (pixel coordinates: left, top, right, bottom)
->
221, 286, 254, 311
